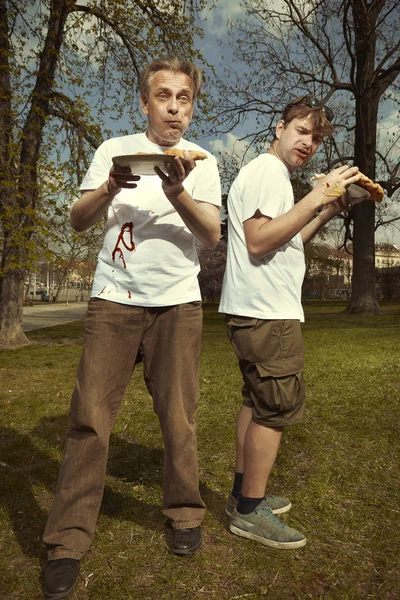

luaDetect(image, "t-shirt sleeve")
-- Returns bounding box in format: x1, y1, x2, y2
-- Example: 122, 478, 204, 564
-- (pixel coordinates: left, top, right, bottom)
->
191, 154, 222, 207
241, 159, 285, 223
79, 141, 111, 191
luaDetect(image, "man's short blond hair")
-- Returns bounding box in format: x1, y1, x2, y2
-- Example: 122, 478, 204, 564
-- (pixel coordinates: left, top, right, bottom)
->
139, 56, 203, 102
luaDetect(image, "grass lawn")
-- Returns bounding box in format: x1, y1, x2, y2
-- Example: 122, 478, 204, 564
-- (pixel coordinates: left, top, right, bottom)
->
1, 300, 399, 599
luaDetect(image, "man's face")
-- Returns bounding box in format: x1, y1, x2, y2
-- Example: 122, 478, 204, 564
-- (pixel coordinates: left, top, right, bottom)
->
273, 116, 323, 173
140, 70, 194, 147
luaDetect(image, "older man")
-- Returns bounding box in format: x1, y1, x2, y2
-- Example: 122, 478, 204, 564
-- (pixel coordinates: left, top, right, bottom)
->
42, 56, 221, 598
219, 96, 363, 549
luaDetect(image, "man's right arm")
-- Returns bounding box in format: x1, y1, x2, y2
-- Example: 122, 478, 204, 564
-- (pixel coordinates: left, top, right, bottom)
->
70, 168, 139, 232
244, 165, 361, 260
70, 182, 117, 232
244, 192, 321, 259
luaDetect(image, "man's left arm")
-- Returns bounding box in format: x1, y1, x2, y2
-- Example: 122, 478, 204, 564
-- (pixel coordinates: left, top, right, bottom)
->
301, 193, 365, 245
155, 152, 221, 247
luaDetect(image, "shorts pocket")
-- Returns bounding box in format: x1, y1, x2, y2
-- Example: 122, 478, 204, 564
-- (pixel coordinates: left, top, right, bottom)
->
255, 352, 304, 378
227, 317, 259, 361
250, 367, 306, 425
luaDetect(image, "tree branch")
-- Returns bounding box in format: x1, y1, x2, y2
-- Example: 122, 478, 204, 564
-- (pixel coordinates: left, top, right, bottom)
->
49, 92, 103, 149
74, 4, 141, 78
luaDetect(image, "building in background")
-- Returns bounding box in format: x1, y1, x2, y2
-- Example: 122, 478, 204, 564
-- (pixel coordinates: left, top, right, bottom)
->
303, 243, 400, 300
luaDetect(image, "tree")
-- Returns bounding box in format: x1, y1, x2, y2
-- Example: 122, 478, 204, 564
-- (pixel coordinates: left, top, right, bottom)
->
376, 266, 400, 298
211, 0, 400, 315
45, 207, 103, 302
0, 0, 207, 348
198, 240, 227, 303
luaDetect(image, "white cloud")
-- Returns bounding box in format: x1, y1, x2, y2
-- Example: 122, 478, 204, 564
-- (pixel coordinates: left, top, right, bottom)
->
200, 0, 244, 36
200, 0, 312, 37
209, 132, 258, 164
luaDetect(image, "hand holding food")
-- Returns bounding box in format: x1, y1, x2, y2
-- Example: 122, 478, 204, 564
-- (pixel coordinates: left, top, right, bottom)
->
311, 166, 361, 206
311, 169, 384, 203
154, 150, 196, 195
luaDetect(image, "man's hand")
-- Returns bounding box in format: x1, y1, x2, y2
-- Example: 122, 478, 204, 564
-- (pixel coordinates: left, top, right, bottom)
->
108, 166, 141, 196
154, 151, 196, 198
314, 165, 361, 207
152, 151, 220, 247
320, 188, 368, 219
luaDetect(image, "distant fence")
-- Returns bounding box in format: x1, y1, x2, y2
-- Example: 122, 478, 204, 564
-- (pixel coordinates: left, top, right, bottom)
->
302, 288, 351, 300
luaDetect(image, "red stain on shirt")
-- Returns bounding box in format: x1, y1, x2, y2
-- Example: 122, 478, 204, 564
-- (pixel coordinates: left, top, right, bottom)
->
128, 291, 131, 299
112, 222, 135, 269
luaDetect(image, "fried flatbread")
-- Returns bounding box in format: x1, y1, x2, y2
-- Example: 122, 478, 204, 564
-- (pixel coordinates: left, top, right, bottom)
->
356, 173, 384, 202
311, 172, 384, 203
163, 149, 208, 161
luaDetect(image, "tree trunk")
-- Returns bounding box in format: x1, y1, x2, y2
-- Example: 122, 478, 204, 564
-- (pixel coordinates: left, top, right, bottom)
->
347, 200, 383, 314
346, 92, 382, 314
0, 0, 71, 347
0, 0, 28, 347
0, 268, 30, 348
345, 1, 383, 315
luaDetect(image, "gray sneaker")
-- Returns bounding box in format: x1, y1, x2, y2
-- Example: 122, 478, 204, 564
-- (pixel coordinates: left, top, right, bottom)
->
229, 505, 306, 549
225, 493, 292, 517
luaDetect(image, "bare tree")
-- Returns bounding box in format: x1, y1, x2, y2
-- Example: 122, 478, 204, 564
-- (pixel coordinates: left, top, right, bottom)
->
210, 0, 400, 315
198, 240, 227, 303
45, 205, 103, 302
0, 0, 208, 348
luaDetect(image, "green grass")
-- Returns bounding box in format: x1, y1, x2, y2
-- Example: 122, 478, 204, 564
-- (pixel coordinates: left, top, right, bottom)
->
1, 301, 400, 599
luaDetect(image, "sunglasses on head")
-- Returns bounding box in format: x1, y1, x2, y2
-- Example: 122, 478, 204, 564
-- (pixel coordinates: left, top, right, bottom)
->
288, 95, 334, 122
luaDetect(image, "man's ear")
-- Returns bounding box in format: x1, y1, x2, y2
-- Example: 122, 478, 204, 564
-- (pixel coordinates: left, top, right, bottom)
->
140, 95, 148, 115
275, 120, 285, 140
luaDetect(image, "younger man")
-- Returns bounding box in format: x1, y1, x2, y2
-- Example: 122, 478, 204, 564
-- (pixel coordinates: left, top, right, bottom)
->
219, 97, 363, 549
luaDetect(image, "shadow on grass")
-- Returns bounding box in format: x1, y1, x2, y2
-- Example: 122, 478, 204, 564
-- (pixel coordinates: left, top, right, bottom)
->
2, 416, 225, 562
0, 426, 56, 559
105, 434, 226, 528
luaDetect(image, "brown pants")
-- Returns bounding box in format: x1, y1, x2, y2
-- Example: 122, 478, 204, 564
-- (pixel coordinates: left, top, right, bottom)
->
43, 298, 206, 560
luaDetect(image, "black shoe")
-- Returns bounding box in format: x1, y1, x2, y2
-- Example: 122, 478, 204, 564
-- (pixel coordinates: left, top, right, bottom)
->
43, 558, 79, 599
172, 526, 201, 556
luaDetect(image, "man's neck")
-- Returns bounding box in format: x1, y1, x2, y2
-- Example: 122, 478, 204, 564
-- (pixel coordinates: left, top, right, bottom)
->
145, 130, 182, 148
267, 145, 295, 175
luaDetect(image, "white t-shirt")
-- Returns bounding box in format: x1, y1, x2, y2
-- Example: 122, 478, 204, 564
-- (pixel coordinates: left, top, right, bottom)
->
219, 153, 305, 321
80, 132, 221, 306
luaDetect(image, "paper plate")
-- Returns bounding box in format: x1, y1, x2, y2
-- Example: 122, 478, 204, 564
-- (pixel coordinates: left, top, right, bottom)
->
112, 154, 175, 176
347, 183, 370, 201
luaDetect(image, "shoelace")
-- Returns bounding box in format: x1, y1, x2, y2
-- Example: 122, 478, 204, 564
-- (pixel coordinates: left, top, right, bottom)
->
256, 506, 286, 528
263, 494, 280, 503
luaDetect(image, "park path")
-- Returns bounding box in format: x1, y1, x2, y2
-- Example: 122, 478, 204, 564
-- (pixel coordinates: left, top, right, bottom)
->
23, 302, 88, 331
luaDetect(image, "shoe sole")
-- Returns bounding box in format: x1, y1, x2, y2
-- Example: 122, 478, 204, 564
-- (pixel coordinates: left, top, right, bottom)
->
225, 501, 292, 518
229, 524, 306, 549
172, 542, 201, 556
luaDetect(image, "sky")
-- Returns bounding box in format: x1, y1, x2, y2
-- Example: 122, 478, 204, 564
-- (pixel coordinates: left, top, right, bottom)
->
194, 1, 256, 157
